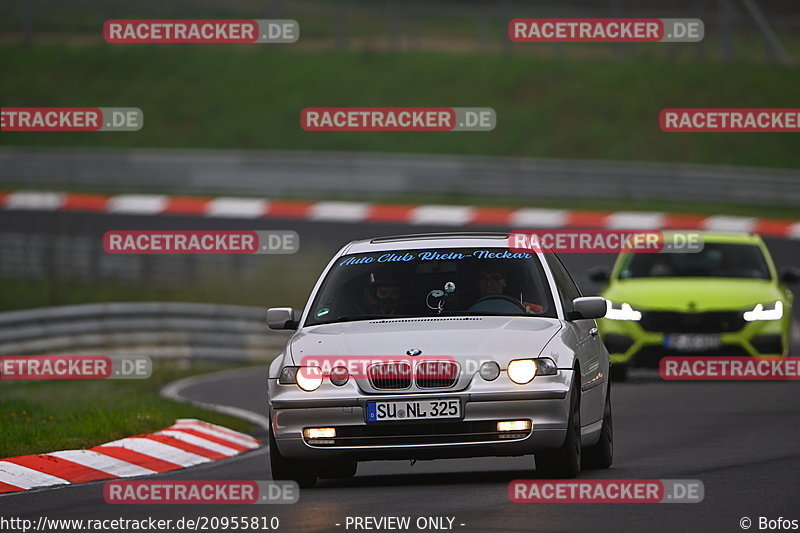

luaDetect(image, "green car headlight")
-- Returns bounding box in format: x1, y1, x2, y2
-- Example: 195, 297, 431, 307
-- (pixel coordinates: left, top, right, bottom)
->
604, 300, 642, 321
743, 301, 783, 322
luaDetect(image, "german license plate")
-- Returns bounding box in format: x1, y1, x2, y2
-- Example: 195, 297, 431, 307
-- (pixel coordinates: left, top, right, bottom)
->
664, 334, 721, 352
366, 398, 460, 422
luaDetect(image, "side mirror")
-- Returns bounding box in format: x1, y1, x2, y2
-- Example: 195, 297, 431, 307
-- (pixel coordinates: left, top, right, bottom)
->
267, 307, 299, 330
588, 265, 610, 283
779, 266, 800, 284
568, 297, 607, 320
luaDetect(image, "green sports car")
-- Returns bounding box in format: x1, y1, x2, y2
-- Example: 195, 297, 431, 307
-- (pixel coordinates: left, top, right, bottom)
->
592, 232, 798, 379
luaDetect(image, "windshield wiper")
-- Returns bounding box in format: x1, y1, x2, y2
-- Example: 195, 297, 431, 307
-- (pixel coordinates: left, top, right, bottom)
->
438, 311, 526, 317
316, 314, 416, 325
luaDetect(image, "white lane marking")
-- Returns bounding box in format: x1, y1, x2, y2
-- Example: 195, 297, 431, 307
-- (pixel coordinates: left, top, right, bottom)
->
310, 201, 369, 222
606, 211, 666, 229
788, 222, 800, 240
509, 208, 568, 228
169, 423, 259, 448
47, 450, 156, 477
702, 215, 756, 233
174, 418, 259, 443
206, 197, 268, 218
107, 194, 168, 214
97, 438, 210, 467
160, 368, 271, 431
4, 191, 64, 210
0, 462, 70, 489
154, 431, 239, 456
410, 205, 474, 225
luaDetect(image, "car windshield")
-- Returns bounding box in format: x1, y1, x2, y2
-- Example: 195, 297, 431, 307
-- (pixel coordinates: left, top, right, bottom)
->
304, 247, 557, 325
618, 243, 771, 280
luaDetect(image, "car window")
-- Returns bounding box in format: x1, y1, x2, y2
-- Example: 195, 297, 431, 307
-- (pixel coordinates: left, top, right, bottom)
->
618, 243, 770, 280
304, 248, 557, 325
545, 253, 583, 315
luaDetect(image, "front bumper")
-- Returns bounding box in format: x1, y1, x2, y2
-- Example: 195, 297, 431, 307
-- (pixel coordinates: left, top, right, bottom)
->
598, 315, 788, 366
268, 370, 573, 461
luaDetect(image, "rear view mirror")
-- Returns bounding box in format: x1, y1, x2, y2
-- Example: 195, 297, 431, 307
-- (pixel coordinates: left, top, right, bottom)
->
267, 307, 299, 330
588, 265, 610, 283
779, 266, 800, 284
568, 297, 607, 320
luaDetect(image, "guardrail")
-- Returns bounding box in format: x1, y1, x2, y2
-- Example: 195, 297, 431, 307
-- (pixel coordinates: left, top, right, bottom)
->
0, 302, 290, 361
2, 147, 799, 207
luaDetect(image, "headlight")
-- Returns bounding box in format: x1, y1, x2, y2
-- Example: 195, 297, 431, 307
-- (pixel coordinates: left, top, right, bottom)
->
508, 359, 537, 384
297, 366, 323, 391
534, 357, 558, 376
605, 300, 642, 321
280, 366, 323, 391
329, 366, 349, 386
278, 366, 299, 384
480, 361, 500, 381
743, 301, 783, 321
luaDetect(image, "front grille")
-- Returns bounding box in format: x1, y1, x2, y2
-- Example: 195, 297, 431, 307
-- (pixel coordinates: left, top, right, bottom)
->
368, 361, 411, 390
639, 311, 745, 333
750, 335, 784, 354
631, 345, 751, 367
416, 361, 459, 388
304, 421, 531, 447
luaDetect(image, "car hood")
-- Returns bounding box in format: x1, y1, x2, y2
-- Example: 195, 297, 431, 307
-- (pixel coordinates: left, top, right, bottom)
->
603, 278, 782, 312
288, 316, 562, 365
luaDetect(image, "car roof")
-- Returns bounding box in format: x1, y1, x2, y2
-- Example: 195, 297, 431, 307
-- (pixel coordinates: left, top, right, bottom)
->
342, 232, 513, 254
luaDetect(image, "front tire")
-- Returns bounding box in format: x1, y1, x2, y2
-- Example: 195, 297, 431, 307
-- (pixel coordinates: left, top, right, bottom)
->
582, 381, 613, 469
268, 419, 318, 488
535, 376, 581, 478
318, 460, 357, 479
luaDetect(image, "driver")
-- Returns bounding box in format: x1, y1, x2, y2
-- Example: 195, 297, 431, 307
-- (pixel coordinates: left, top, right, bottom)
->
363, 267, 410, 315
476, 264, 543, 314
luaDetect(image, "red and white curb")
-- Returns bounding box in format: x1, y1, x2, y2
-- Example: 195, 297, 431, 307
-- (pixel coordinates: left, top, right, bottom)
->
0, 419, 260, 495
1, 190, 799, 238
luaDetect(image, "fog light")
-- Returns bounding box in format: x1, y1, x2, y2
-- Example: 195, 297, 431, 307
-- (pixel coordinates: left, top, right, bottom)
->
480, 361, 500, 381
303, 427, 336, 439
497, 420, 532, 432
329, 366, 349, 386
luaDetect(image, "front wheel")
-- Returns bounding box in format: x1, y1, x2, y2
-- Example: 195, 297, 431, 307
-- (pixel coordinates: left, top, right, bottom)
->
535, 376, 581, 478
582, 382, 613, 469
268, 420, 318, 488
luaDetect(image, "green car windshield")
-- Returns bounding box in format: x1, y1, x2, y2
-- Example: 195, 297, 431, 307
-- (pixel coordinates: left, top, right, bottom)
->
618, 243, 770, 280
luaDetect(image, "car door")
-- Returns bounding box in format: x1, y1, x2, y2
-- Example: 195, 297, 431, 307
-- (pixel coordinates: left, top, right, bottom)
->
544, 253, 606, 425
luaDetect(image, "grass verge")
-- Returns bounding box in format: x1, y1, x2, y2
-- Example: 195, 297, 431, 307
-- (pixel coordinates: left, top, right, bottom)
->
0, 361, 258, 458
1, 46, 800, 168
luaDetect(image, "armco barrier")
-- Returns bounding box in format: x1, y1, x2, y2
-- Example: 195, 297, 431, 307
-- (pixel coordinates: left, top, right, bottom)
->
0, 302, 291, 361
1, 147, 799, 207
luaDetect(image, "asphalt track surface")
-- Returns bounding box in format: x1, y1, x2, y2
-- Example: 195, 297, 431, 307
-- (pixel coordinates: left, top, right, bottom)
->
2, 210, 800, 533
